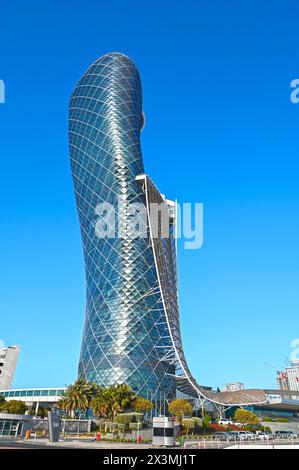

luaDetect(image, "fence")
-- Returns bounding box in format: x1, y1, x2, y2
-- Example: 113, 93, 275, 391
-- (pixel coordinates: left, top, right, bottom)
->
181, 436, 299, 449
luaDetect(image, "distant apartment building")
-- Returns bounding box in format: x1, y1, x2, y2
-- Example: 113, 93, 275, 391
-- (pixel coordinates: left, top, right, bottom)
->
225, 382, 245, 392
277, 360, 299, 398
0, 346, 20, 390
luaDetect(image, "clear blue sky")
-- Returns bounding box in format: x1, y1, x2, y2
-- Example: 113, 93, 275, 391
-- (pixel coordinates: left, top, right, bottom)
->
0, 0, 298, 391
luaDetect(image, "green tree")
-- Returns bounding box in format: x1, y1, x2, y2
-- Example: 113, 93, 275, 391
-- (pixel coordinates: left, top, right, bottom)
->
182, 418, 195, 436
2, 400, 27, 414
90, 395, 109, 419
133, 397, 153, 414
90, 384, 135, 420
58, 378, 99, 418
109, 384, 135, 420
234, 408, 259, 425
30, 406, 48, 418
115, 413, 134, 426
168, 399, 193, 421
202, 413, 211, 433
0, 396, 6, 410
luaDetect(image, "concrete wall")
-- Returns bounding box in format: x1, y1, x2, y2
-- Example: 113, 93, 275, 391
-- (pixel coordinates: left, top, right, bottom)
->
0, 414, 92, 436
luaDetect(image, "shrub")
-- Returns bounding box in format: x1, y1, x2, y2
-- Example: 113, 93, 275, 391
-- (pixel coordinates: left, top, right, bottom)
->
117, 423, 127, 432
128, 412, 144, 422
276, 418, 289, 423
106, 422, 118, 431
227, 424, 244, 431
129, 422, 143, 431
202, 414, 212, 429
182, 419, 195, 428
115, 413, 134, 425
244, 424, 260, 432
182, 419, 195, 436
192, 417, 203, 428
210, 423, 226, 432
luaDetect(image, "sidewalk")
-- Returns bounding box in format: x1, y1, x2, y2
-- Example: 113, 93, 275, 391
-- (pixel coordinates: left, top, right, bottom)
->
2, 438, 156, 449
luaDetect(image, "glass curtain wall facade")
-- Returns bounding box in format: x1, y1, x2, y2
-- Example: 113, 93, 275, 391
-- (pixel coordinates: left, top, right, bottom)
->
69, 53, 176, 404
69, 52, 270, 410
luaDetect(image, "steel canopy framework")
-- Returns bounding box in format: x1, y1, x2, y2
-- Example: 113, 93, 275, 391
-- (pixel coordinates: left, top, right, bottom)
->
69, 51, 268, 409
137, 173, 268, 408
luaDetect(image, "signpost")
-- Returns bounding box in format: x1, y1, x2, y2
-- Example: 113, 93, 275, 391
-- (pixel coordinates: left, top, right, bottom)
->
48, 411, 60, 443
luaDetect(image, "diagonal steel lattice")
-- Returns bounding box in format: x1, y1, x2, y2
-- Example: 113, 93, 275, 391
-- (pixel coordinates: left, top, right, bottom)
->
69, 52, 268, 408
69, 53, 176, 401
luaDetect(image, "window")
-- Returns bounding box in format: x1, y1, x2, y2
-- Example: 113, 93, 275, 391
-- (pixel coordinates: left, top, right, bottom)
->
153, 427, 174, 437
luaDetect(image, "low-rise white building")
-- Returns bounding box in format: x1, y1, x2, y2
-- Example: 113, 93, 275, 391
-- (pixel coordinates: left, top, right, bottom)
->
225, 382, 244, 392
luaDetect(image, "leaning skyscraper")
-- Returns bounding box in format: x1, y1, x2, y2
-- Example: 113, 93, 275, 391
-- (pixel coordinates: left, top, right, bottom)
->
69, 52, 268, 410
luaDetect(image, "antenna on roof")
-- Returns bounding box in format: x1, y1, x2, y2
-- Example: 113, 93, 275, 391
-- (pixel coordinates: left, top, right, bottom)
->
264, 362, 280, 373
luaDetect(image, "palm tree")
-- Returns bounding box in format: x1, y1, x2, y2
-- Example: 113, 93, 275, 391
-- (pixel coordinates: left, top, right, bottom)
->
109, 384, 135, 420
58, 388, 88, 418
89, 384, 135, 421
58, 378, 100, 418
90, 396, 109, 418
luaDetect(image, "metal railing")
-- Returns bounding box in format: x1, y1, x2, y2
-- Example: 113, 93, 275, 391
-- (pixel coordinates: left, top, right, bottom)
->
180, 436, 299, 449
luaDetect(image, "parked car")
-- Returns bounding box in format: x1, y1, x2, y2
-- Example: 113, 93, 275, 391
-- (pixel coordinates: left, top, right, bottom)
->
228, 431, 248, 441
213, 432, 234, 441
237, 431, 255, 441
256, 431, 272, 441
275, 430, 297, 439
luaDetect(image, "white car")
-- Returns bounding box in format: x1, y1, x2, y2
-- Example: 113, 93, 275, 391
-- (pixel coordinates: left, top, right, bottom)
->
233, 432, 248, 441
237, 431, 253, 441
218, 418, 234, 426
256, 431, 271, 441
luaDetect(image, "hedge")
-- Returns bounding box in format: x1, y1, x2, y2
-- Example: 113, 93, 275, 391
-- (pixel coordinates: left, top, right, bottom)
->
182, 419, 195, 429
115, 414, 135, 425
129, 422, 143, 431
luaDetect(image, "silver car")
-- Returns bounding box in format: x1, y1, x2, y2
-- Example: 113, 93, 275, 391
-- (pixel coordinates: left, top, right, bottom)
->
213, 432, 234, 441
